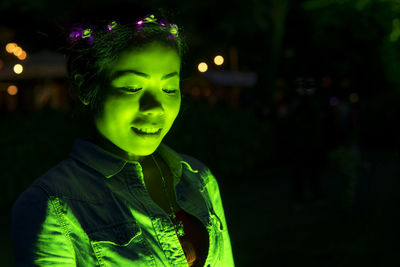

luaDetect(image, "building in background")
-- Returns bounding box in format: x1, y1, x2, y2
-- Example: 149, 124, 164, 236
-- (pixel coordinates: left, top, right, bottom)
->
0, 50, 70, 113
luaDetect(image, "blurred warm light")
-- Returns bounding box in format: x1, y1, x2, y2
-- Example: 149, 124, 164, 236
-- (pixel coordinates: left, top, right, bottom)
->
18, 51, 27, 60
340, 79, 350, 88
276, 79, 286, 88
321, 76, 332, 87
274, 90, 284, 101
191, 87, 201, 96
198, 62, 208, 72
214, 55, 224, 65
0, 59, 3, 69
204, 87, 211, 97
13, 64, 23, 74
7, 85, 18, 95
296, 87, 305, 95
13, 47, 22, 56
5, 43, 17, 53
349, 93, 359, 103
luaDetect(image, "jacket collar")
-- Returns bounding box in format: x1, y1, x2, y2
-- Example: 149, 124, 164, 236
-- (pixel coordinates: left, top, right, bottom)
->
69, 138, 191, 180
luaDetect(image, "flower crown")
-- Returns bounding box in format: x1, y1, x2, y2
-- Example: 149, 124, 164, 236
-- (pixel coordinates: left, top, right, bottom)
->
68, 14, 179, 45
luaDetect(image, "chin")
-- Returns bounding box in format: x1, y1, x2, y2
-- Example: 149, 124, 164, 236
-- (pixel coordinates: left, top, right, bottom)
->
129, 143, 159, 155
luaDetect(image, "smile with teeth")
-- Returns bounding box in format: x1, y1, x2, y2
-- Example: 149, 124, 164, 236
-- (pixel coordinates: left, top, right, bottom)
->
134, 127, 161, 134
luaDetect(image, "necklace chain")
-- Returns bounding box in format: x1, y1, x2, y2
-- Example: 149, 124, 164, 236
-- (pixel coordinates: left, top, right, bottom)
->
151, 155, 185, 237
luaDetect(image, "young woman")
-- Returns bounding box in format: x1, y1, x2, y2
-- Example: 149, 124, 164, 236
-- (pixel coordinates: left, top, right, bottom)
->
11, 13, 234, 267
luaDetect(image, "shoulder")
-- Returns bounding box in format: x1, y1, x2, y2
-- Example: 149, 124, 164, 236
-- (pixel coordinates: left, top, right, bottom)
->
11, 184, 50, 241
32, 159, 78, 192
34, 158, 82, 182
12, 184, 49, 214
29, 158, 106, 201
11, 158, 80, 218
179, 153, 211, 174
178, 153, 219, 186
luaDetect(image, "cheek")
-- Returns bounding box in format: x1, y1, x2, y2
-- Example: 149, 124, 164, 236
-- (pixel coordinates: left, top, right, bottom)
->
168, 98, 181, 117
161, 100, 180, 128
103, 99, 137, 122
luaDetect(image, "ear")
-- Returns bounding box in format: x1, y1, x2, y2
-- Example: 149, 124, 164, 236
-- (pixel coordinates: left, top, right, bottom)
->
74, 74, 89, 106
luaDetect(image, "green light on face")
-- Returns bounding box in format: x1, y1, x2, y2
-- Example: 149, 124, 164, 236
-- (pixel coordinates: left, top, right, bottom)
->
94, 42, 181, 162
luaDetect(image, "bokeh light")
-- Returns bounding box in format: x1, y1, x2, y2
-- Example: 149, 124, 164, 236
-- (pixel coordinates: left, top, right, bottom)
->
7, 85, 18, 95
349, 93, 359, 103
329, 96, 339, 106
296, 87, 305, 95
18, 51, 27, 60
340, 79, 350, 88
198, 62, 208, 72
13, 47, 22, 57
191, 87, 201, 96
13, 64, 23, 74
305, 88, 315, 95
321, 76, 332, 87
274, 90, 284, 101
214, 55, 224, 65
5, 43, 17, 53
204, 87, 211, 97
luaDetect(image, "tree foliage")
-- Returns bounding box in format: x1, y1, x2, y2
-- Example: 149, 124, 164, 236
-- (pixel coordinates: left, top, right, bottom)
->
302, 0, 400, 88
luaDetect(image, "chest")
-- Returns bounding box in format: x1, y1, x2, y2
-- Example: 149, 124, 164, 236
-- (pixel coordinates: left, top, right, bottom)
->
142, 159, 181, 215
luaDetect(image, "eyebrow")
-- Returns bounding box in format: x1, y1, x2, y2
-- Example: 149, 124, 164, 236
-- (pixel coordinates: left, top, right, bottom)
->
111, 70, 179, 81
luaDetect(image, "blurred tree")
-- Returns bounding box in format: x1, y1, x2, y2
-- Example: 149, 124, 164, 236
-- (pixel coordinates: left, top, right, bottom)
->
302, 0, 400, 89
155, 0, 294, 103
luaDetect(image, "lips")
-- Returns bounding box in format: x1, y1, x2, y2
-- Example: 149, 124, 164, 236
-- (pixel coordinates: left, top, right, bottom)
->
131, 127, 162, 135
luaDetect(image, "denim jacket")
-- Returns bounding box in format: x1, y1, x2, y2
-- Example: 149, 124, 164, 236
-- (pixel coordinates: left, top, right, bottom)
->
11, 138, 235, 266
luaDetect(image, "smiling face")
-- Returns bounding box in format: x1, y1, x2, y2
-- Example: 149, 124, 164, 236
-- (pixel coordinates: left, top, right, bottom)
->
93, 42, 181, 162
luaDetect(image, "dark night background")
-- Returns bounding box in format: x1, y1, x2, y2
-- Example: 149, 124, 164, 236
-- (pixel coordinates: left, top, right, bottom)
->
1, 0, 399, 266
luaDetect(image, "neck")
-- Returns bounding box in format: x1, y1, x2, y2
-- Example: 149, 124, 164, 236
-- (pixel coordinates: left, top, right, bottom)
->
88, 130, 152, 164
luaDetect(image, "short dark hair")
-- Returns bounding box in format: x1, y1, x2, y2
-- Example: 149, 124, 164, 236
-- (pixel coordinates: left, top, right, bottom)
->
63, 12, 188, 122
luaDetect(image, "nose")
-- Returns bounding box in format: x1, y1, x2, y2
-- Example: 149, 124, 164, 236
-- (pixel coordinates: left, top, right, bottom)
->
138, 90, 165, 116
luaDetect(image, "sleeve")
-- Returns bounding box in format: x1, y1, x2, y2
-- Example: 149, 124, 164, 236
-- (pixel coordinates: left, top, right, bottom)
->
204, 169, 235, 267
11, 185, 76, 266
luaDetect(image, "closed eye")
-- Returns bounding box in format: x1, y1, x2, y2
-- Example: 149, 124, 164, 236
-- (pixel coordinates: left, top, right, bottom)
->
163, 89, 178, 94
121, 87, 142, 92
118, 87, 178, 94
